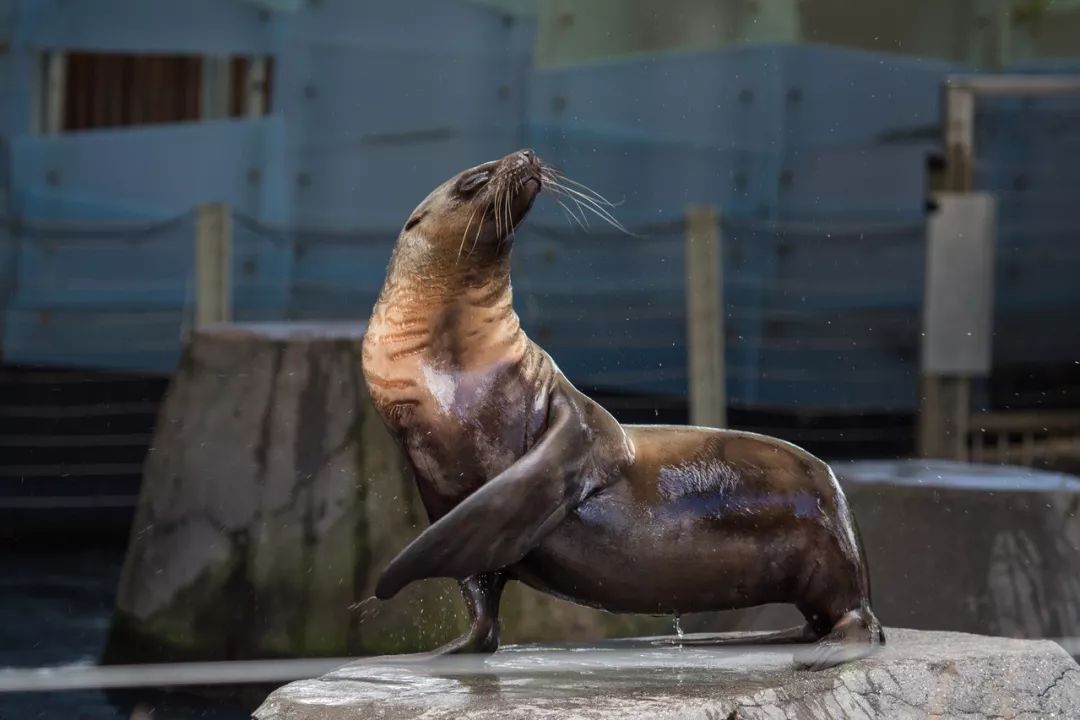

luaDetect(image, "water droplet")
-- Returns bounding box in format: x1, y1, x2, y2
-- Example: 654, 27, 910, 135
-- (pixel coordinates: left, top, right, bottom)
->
349, 595, 379, 611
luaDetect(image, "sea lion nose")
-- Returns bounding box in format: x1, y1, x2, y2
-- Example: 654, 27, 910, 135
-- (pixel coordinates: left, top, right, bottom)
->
518, 149, 536, 167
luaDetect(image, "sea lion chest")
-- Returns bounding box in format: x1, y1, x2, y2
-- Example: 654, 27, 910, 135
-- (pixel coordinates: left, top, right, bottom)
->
363, 308, 550, 518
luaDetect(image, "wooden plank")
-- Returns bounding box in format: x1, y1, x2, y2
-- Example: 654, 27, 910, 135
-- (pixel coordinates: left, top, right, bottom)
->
946, 74, 1080, 96
195, 203, 232, 327
685, 205, 726, 429
0, 463, 145, 478
0, 434, 153, 447
0, 401, 159, 418
973, 437, 1080, 465
970, 411, 1080, 433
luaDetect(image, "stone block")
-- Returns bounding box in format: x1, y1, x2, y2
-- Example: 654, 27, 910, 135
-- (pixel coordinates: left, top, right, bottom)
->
254, 629, 1080, 719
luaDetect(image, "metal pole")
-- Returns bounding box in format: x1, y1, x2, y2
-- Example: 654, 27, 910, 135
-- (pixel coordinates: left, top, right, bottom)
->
0, 657, 350, 693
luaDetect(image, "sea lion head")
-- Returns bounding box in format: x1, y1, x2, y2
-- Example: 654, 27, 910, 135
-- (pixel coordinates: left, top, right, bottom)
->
398, 149, 544, 262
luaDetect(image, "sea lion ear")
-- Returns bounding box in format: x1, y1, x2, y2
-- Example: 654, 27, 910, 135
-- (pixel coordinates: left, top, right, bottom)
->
375, 386, 592, 600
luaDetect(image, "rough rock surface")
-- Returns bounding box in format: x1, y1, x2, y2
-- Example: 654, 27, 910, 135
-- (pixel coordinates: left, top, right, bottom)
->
254, 629, 1080, 720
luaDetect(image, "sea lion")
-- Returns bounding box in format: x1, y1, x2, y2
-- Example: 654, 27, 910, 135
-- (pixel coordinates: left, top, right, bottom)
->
361, 149, 884, 669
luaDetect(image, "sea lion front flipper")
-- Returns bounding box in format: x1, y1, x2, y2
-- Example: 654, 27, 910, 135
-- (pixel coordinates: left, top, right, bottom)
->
375, 386, 594, 600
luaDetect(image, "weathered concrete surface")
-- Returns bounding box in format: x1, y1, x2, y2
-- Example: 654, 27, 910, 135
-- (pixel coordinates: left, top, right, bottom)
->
837, 461, 1080, 641
104, 322, 671, 665
254, 629, 1080, 720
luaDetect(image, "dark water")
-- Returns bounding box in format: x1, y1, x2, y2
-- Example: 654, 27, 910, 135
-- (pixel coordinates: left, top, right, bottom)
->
0, 543, 250, 720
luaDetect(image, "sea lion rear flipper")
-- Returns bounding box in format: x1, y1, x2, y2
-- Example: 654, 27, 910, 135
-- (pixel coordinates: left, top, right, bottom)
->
375, 386, 593, 599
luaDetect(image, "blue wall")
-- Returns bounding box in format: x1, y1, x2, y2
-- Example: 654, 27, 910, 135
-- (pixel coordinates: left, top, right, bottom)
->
518, 45, 952, 408
1, 0, 1078, 413
0, 0, 532, 372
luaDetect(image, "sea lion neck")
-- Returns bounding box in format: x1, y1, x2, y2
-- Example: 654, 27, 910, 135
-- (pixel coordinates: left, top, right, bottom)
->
382, 231, 514, 303
369, 233, 524, 369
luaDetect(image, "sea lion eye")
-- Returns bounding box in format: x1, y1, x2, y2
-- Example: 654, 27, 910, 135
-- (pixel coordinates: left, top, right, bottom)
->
457, 170, 490, 195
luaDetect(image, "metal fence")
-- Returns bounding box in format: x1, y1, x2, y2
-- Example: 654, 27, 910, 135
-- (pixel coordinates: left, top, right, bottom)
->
0, 209, 929, 412
1, 203, 1077, 422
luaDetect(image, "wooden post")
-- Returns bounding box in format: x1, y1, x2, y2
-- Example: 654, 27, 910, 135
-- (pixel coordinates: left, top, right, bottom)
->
919, 374, 973, 461
245, 57, 268, 118
40, 51, 67, 134
920, 75, 1080, 460
740, 0, 799, 43
685, 205, 726, 429
919, 82, 977, 461
200, 56, 230, 120
195, 203, 231, 327
943, 85, 976, 194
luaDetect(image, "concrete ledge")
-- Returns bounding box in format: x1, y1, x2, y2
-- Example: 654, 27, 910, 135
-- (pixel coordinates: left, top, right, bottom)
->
254, 629, 1080, 719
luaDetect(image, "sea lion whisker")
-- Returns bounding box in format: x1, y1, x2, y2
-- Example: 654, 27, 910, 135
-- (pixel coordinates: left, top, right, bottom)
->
551, 186, 592, 229
458, 205, 481, 262
497, 181, 514, 254
506, 182, 517, 237
548, 181, 621, 222
550, 176, 620, 210
548, 183, 626, 234
546, 174, 630, 226
541, 171, 565, 196
547, 170, 623, 208
545, 186, 591, 229
494, 186, 502, 240
547, 182, 636, 236
545, 169, 610, 202
537, 160, 563, 182
545, 182, 596, 228
498, 189, 508, 249
551, 195, 588, 231
468, 206, 486, 258
500, 175, 511, 236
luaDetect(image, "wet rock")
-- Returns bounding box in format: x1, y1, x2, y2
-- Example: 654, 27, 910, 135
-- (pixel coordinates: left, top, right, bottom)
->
254, 628, 1080, 720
